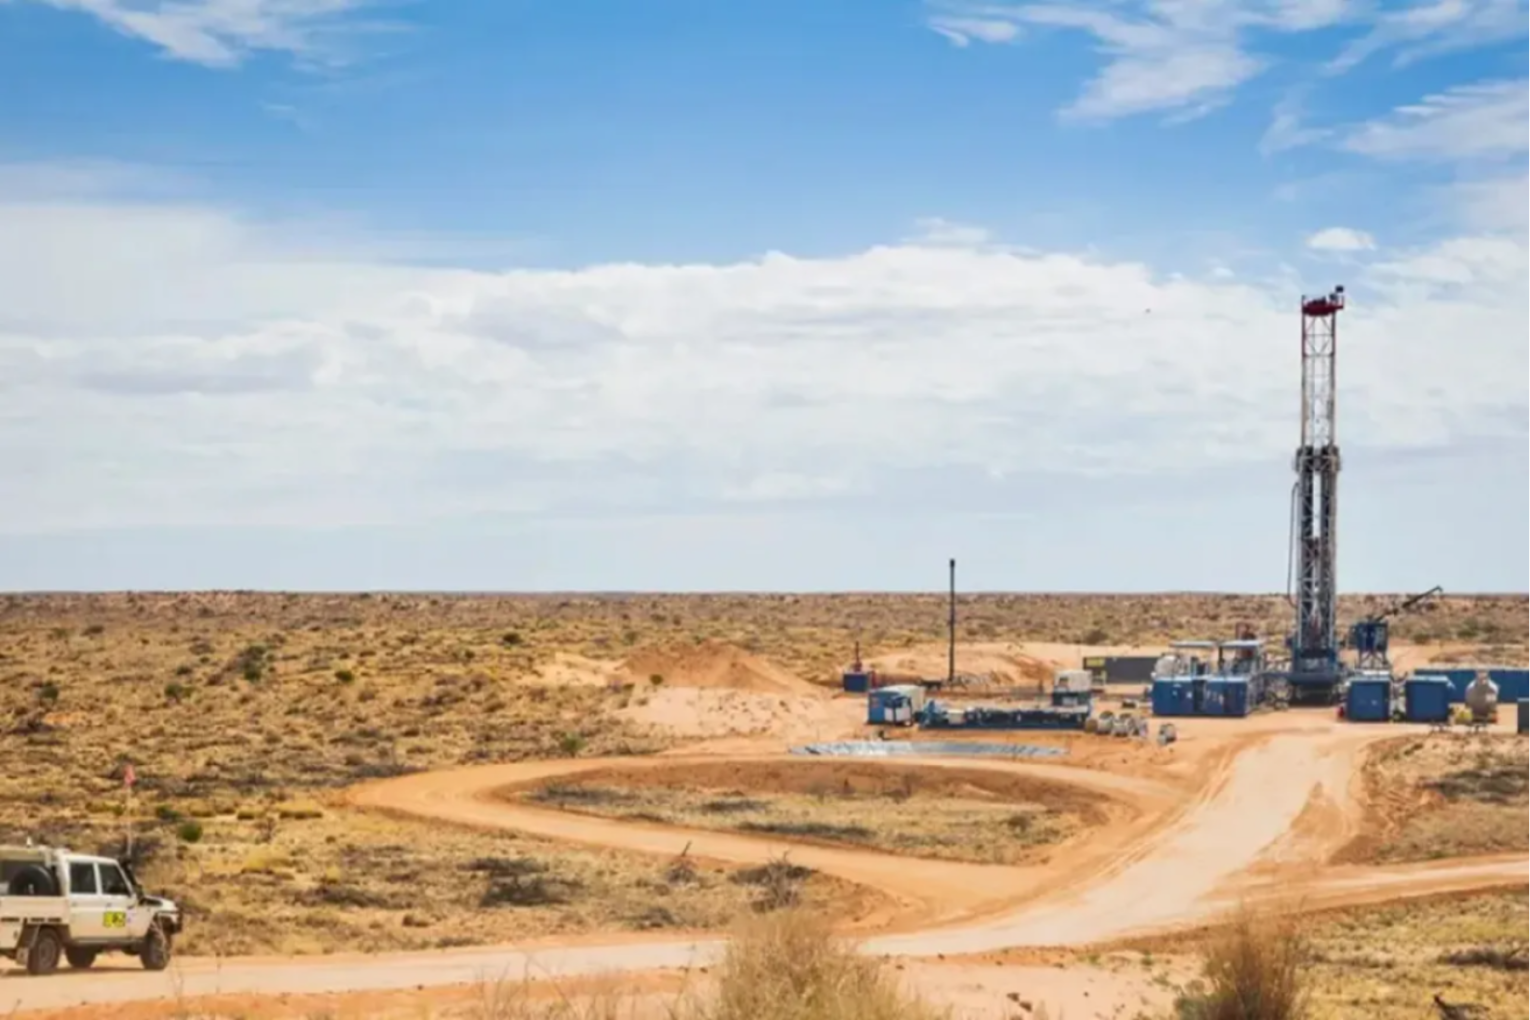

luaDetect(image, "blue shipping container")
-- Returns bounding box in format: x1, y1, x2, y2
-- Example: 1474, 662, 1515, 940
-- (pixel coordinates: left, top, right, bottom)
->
1347, 679, 1392, 723
1191, 678, 1208, 714
1200, 682, 1226, 716
1403, 678, 1451, 723
842, 671, 870, 694
1424, 666, 1529, 705
1151, 679, 1194, 717
1414, 668, 1477, 704
1210, 679, 1252, 717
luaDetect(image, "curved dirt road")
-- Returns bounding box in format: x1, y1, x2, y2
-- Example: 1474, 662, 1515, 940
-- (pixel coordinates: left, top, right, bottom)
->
348, 752, 1183, 930
3, 726, 1525, 1013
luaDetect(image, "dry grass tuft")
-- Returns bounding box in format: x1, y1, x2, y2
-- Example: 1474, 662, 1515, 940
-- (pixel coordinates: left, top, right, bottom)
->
458, 909, 943, 1020
693, 909, 945, 1020
1340, 735, 1528, 865
1438, 942, 1529, 972
465, 976, 641, 1020
1175, 906, 1310, 1020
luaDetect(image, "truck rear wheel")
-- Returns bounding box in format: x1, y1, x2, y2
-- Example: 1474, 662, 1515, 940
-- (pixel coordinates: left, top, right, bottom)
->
65, 946, 99, 969
25, 928, 62, 976
139, 925, 171, 971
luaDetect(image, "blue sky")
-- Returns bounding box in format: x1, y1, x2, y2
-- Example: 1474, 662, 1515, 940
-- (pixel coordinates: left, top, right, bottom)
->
0, 0, 1526, 592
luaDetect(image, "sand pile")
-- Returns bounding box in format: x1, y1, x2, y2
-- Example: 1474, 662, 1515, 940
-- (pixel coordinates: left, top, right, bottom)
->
609, 641, 851, 742
615, 687, 854, 743
619, 641, 821, 696
866, 643, 1055, 685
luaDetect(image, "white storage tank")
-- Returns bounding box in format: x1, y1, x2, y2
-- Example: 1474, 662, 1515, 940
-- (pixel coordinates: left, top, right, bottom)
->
1465, 672, 1499, 722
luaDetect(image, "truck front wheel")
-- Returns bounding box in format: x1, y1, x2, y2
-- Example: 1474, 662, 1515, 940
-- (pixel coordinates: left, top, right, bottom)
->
139, 925, 171, 971
25, 928, 62, 976
65, 946, 98, 969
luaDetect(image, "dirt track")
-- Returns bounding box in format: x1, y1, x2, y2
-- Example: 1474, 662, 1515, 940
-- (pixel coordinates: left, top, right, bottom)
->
349, 751, 1179, 930
3, 718, 1526, 1013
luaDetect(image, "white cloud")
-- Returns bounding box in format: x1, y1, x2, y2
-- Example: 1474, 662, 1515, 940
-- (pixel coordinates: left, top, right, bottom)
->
1306, 227, 1377, 251
927, 0, 1523, 124
925, 0, 1365, 120
907, 217, 996, 247
17, 0, 384, 67
1342, 78, 1530, 162
1327, 0, 1528, 74
1266, 0, 1357, 31
996, 3, 1267, 120
1448, 174, 1530, 234
924, 2, 1027, 46
1259, 93, 1332, 155
721, 473, 854, 502
928, 13, 1023, 46
0, 173, 1523, 536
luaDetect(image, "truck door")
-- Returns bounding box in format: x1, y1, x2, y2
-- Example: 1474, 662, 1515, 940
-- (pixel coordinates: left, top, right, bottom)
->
66, 860, 107, 941
97, 861, 142, 939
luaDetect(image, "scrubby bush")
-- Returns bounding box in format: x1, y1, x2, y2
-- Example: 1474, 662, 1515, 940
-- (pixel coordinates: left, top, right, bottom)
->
1175, 907, 1309, 1020
461, 908, 943, 1020
697, 909, 944, 1020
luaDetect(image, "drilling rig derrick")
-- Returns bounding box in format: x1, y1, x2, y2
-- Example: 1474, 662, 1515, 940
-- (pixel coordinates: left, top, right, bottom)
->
1286, 286, 1345, 702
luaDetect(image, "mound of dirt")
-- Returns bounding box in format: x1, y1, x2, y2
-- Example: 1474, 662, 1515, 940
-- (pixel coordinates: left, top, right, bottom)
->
620, 641, 821, 696
866, 643, 1055, 686
613, 687, 860, 744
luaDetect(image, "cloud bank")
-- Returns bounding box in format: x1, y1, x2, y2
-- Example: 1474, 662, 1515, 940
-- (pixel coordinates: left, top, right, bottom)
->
1, 170, 1524, 542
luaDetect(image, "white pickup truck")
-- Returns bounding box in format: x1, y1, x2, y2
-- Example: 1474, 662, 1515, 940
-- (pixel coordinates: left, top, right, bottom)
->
1, 844, 183, 975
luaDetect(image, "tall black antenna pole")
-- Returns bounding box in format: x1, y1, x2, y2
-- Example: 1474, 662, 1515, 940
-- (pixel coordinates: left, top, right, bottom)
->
948, 558, 956, 687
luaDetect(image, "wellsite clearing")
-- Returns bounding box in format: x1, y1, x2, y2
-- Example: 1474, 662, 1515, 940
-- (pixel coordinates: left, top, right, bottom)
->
0, 591, 1526, 1020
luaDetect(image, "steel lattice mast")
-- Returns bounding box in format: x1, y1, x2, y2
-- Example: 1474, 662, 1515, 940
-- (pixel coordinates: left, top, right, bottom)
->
1289, 285, 1345, 695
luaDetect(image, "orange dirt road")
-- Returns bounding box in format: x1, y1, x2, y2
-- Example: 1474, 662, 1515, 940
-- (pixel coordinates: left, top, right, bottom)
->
3, 723, 1525, 1013
348, 752, 1181, 930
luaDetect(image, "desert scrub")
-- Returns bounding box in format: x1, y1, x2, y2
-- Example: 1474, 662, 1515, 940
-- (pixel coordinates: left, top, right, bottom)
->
514, 760, 1101, 865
